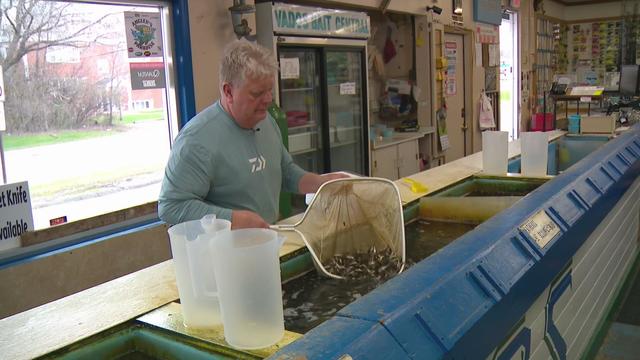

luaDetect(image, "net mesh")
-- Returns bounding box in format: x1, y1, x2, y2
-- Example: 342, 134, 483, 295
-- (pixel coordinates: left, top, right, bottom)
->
279, 178, 405, 279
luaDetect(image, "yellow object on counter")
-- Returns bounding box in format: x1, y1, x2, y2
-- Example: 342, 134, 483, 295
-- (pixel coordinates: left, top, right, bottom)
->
403, 178, 428, 193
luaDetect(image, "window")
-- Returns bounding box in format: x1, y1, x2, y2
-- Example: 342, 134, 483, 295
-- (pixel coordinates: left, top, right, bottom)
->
1, 0, 178, 230
133, 99, 152, 110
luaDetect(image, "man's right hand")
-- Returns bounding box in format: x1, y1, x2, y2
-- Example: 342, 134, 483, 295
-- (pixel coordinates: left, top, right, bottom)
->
231, 210, 270, 229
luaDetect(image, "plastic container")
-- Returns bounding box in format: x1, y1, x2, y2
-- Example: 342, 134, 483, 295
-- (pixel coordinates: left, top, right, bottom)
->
482, 131, 509, 175
531, 113, 554, 131
521, 131, 549, 177
568, 114, 581, 134
212, 229, 285, 349
168, 215, 231, 328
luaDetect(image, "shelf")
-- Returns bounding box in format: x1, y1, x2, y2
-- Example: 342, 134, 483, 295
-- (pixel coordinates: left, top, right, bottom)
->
330, 140, 359, 149
281, 87, 315, 93
290, 147, 318, 156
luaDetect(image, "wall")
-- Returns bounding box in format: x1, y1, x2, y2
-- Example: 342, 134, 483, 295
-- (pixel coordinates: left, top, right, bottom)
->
187, 0, 254, 112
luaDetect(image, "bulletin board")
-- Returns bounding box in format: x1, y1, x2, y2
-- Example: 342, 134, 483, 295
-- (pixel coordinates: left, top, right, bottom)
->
567, 20, 621, 85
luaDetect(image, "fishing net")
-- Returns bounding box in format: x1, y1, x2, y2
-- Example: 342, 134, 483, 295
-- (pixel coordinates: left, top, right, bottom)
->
274, 177, 405, 279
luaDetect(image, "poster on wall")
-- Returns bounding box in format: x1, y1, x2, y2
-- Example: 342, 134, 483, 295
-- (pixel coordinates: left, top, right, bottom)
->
124, 12, 164, 58
445, 42, 457, 96
0, 181, 33, 252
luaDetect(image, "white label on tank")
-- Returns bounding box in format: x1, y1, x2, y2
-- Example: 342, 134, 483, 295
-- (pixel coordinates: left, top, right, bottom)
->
519, 210, 560, 248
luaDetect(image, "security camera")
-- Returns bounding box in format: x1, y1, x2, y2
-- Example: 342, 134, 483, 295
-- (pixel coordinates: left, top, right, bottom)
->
426, 6, 443, 15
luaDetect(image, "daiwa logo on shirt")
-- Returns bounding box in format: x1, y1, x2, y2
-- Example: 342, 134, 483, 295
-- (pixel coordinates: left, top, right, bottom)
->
249, 155, 266, 173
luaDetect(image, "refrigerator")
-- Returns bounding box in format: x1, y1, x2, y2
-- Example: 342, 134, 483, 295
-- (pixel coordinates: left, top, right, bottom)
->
256, 2, 370, 178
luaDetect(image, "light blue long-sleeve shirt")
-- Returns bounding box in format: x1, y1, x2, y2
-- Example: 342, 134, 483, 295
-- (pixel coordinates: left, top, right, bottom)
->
158, 101, 307, 225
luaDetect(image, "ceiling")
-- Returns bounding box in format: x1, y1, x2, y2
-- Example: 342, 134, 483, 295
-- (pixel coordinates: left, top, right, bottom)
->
551, 0, 624, 6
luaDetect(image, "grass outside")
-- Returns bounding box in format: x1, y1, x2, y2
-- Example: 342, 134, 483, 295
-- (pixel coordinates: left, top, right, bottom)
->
3, 111, 164, 151
98, 110, 164, 125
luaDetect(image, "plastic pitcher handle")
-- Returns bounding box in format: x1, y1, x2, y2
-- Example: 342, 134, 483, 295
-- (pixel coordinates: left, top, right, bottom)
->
277, 235, 286, 248
200, 214, 217, 232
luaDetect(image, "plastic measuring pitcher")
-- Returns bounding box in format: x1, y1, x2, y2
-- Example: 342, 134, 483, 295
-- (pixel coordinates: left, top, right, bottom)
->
482, 131, 509, 175
168, 214, 231, 328
212, 229, 285, 349
521, 131, 549, 177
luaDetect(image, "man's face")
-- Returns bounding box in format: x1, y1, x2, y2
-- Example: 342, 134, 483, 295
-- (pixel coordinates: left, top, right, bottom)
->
224, 75, 274, 129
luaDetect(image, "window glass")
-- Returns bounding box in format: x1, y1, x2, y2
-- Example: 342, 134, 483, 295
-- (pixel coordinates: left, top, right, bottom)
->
0, 0, 177, 230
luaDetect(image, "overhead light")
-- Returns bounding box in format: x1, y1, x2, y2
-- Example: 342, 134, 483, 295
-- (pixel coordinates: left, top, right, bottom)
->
453, 0, 463, 15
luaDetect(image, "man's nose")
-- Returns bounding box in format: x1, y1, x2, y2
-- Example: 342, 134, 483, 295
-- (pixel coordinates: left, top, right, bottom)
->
263, 91, 273, 103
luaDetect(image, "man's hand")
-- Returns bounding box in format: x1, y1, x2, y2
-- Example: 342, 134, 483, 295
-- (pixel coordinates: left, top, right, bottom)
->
298, 172, 351, 193
231, 210, 270, 229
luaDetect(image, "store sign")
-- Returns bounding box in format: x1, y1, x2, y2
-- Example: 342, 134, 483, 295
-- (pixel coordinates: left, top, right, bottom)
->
272, 3, 370, 38
124, 11, 163, 58
0, 181, 34, 252
129, 62, 166, 90
473, 0, 502, 26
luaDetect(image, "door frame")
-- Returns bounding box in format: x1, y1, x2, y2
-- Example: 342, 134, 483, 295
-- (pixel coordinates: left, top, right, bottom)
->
444, 26, 475, 157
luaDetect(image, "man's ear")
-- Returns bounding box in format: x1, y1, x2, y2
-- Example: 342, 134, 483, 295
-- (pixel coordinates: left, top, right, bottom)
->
222, 83, 233, 100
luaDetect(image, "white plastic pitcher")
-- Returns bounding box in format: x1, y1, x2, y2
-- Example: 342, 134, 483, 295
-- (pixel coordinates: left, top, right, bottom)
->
521, 131, 549, 177
212, 229, 285, 350
482, 131, 509, 175
168, 214, 231, 328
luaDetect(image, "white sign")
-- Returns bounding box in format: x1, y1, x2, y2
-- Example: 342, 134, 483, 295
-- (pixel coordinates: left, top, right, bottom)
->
519, 210, 560, 248
272, 3, 370, 38
0, 102, 5, 132
124, 12, 163, 59
339, 82, 356, 95
280, 57, 300, 79
0, 65, 5, 102
0, 181, 34, 251
439, 134, 450, 150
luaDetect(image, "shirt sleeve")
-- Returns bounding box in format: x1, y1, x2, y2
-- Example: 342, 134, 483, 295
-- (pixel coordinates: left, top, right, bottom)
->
158, 141, 232, 225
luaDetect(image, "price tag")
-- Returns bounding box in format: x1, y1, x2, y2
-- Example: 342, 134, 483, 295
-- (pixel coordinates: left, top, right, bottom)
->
519, 210, 560, 248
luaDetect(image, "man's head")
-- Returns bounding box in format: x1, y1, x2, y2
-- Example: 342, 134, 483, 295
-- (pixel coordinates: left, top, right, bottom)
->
220, 40, 278, 129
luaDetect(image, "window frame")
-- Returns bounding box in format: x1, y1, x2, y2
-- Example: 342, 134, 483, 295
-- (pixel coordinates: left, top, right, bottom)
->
0, 0, 195, 266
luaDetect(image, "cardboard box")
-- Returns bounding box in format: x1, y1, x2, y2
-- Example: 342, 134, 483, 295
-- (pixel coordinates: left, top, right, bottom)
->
580, 113, 616, 134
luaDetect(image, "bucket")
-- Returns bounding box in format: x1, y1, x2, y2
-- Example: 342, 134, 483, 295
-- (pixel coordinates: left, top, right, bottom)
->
482, 131, 509, 175
168, 214, 231, 328
568, 114, 581, 134
212, 229, 285, 349
521, 132, 549, 176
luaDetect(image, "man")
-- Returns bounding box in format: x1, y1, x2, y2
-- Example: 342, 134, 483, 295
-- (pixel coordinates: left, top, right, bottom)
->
158, 39, 346, 229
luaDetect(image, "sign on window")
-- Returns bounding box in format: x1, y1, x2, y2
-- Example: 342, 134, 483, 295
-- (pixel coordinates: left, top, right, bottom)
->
129, 62, 166, 90
0, 181, 34, 251
124, 12, 163, 58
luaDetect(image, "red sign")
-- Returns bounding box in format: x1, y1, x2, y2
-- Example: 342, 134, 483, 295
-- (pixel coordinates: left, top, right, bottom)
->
49, 216, 67, 226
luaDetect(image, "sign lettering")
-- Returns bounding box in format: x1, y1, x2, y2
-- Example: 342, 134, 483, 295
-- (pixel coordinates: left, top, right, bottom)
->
0, 181, 33, 252
519, 210, 560, 248
272, 4, 369, 38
